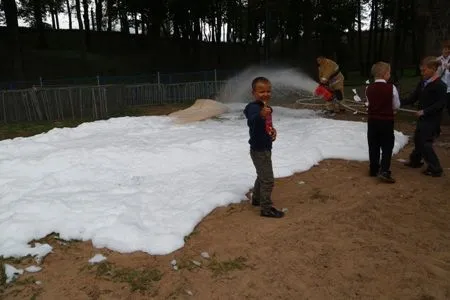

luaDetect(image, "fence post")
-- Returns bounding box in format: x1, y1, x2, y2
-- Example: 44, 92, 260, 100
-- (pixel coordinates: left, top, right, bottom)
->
39, 77, 43, 87
214, 69, 218, 93
96, 75, 100, 86
157, 72, 160, 85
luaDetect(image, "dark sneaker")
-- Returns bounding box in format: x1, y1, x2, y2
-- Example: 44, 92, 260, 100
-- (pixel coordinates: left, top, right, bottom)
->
377, 172, 396, 183
404, 161, 424, 168
260, 207, 285, 218
369, 169, 379, 177
422, 169, 443, 177
251, 198, 260, 206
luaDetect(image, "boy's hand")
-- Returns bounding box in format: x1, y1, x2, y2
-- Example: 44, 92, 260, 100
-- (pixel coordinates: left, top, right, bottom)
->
260, 107, 271, 118
271, 128, 277, 141
416, 110, 424, 117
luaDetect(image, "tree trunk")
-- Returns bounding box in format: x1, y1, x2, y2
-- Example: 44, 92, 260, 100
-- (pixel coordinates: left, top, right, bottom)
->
51, 9, 56, 29
391, 0, 402, 83
91, 8, 95, 30
33, 0, 47, 47
141, 11, 146, 34
264, 0, 269, 62
75, 0, 84, 30
365, 0, 376, 75
55, 8, 60, 29
357, 0, 363, 75
120, 10, 129, 33
106, 0, 113, 31
372, 0, 379, 62
410, 0, 420, 75
3, 0, 23, 80
377, 1, 386, 60
303, 0, 313, 59
82, 0, 90, 32
66, 0, 73, 29
95, 0, 102, 31
134, 12, 138, 34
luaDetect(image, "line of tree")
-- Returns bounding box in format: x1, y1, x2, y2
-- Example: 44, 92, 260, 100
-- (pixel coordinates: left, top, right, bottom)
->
1, 0, 426, 81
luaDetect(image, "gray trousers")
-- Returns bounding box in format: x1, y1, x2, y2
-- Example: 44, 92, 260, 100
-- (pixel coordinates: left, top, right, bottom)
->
250, 150, 274, 209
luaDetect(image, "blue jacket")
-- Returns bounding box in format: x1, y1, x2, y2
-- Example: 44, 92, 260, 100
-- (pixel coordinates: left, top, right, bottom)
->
243, 101, 273, 151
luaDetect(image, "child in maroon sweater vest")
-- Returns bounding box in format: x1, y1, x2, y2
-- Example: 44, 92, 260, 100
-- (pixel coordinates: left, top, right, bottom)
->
366, 62, 400, 183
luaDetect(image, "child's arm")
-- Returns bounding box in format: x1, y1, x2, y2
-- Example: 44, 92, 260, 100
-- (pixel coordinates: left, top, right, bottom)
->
392, 85, 401, 110
400, 81, 421, 106
245, 104, 265, 123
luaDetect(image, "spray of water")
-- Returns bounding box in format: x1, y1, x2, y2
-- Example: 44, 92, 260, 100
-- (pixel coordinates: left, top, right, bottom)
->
217, 65, 319, 104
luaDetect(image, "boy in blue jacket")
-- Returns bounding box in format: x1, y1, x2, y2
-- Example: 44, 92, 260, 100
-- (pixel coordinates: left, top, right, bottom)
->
243, 77, 284, 218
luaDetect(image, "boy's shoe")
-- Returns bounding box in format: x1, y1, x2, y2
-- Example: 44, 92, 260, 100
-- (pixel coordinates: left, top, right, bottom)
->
404, 161, 424, 168
422, 169, 443, 177
377, 171, 396, 183
261, 207, 285, 218
251, 198, 260, 206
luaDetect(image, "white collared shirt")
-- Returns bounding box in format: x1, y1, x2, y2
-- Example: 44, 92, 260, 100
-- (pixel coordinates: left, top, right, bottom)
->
437, 55, 450, 92
373, 79, 401, 110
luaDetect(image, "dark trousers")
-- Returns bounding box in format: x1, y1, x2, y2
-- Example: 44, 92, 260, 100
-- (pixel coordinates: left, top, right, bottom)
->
409, 121, 443, 173
250, 150, 274, 209
447, 93, 450, 116
367, 119, 395, 175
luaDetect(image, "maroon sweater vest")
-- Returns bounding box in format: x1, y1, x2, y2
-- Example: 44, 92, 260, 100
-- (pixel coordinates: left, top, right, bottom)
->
366, 82, 394, 121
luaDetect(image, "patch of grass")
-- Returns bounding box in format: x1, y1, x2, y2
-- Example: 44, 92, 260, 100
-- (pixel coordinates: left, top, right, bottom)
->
175, 258, 202, 271
0, 104, 190, 141
3, 255, 35, 266
0, 119, 91, 141
30, 232, 81, 247
207, 256, 248, 277
1, 257, 6, 288
15, 276, 37, 286
310, 188, 333, 203
92, 262, 162, 293
30, 290, 43, 300
183, 229, 199, 243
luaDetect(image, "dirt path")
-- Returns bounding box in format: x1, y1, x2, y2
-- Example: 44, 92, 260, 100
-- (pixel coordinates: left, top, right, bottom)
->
1, 108, 450, 300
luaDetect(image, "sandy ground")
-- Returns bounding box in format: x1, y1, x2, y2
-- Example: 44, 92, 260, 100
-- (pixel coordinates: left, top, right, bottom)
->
1, 106, 449, 300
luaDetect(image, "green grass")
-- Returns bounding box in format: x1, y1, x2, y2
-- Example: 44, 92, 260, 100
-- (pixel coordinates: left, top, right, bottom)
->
91, 262, 162, 293
0, 257, 6, 288
183, 228, 199, 243
0, 104, 184, 141
207, 256, 248, 277
0, 119, 91, 141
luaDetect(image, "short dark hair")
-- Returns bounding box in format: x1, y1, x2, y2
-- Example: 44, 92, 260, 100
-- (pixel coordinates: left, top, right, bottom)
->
251, 76, 270, 90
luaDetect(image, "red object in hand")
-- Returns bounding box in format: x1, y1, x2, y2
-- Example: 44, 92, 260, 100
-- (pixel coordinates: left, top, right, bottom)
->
314, 85, 333, 102
265, 107, 273, 135
266, 116, 273, 135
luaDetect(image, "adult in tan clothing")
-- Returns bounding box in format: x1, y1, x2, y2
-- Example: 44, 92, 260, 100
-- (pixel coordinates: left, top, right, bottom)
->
317, 56, 345, 113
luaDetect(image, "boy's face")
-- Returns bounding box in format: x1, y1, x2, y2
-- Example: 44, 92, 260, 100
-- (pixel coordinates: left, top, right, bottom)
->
252, 81, 272, 103
442, 47, 450, 57
420, 64, 435, 79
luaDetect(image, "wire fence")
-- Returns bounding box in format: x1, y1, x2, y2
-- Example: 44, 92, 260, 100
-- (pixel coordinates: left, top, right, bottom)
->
0, 81, 234, 123
0, 69, 238, 90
